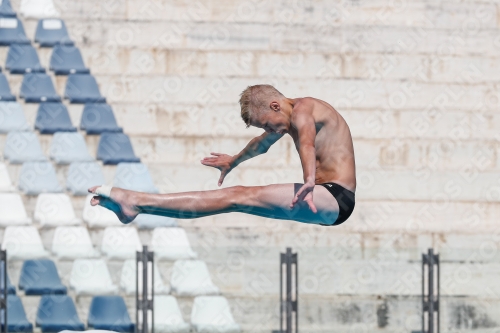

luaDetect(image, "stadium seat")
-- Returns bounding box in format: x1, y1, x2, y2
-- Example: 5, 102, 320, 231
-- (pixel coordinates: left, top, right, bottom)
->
20, 0, 60, 18
82, 194, 121, 227
120, 259, 169, 295
64, 74, 106, 103
80, 103, 122, 134
35, 102, 76, 134
18, 161, 63, 195
170, 260, 219, 296
135, 214, 177, 229
152, 228, 197, 261
0, 163, 16, 192
191, 296, 241, 333
20, 73, 61, 103
52, 226, 99, 259
0, 102, 30, 133
4, 131, 46, 164
34, 193, 81, 227
2, 226, 49, 260
19, 259, 67, 295
5, 44, 45, 74
88, 296, 134, 332
36, 295, 84, 333
1, 295, 33, 333
0, 73, 16, 101
0, 193, 31, 226
114, 162, 158, 193
0, 262, 16, 295
150, 296, 190, 333
0, 18, 29, 45
49, 132, 93, 164
101, 226, 142, 260
97, 133, 140, 165
35, 19, 73, 47
66, 162, 105, 196
69, 259, 118, 295
0, 0, 16, 17
50, 45, 88, 75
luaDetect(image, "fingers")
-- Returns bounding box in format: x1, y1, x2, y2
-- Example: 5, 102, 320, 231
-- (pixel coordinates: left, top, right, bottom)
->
90, 195, 101, 206
211, 152, 222, 156
88, 186, 99, 194
306, 199, 318, 213
218, 170, 227, 187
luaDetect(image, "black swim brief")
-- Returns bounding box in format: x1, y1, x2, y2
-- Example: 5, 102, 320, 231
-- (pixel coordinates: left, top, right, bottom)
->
319, 182, 355, 226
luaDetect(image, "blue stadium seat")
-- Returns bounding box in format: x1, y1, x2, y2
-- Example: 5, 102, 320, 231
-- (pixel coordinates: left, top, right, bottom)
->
0, 18, 29, 45
0, 102, 30, 133
35, 102, 76, 134
35, 19, 73, 47
88, 296, 134, 332
50, 45, 89, 75
36, 295, 85, 332
66, 161, 105, 196
114, 162, 158, 193
4, 131, 46, 164
97, 133, 140, 165
20, 73, 61, 103
18, 161, 63, 195
49, 132, 93, 164
19, 259, 67, 295
0, 73, 16, 101
64, 74, 105, 103
80, 103, 122, 134
6, 44, 45, 74
0, 0, 16, 17
1, 295, 33, 333
0, 261, 16, 295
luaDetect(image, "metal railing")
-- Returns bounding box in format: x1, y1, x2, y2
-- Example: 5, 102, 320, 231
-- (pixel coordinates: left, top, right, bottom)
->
422, 248, 439, 333
280, 247, 298, 333
136, 246, 154, 333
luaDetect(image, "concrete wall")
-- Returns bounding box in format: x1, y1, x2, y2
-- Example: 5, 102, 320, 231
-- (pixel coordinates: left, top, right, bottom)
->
7, 0, 500, 332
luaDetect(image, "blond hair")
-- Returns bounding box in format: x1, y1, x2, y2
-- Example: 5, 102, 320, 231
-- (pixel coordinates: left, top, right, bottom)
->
239, 84, 284, 127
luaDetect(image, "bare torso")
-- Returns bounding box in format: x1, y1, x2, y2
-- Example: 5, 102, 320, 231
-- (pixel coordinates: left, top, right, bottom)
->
288, 97, 356, 192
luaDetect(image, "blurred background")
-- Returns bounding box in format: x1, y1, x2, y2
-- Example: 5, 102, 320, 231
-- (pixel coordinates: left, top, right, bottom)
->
0, 0, 498, 332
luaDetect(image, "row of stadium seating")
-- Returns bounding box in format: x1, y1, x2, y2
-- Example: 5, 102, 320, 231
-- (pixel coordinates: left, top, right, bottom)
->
0, 0, 60, 19
2, 257, 215, 296
2, 226, 191, 260
6, 44, 87, 74
0, 102, 121, 134
0, 73, 105, 103
0, 17, 70, 46
3, 294, 239, 333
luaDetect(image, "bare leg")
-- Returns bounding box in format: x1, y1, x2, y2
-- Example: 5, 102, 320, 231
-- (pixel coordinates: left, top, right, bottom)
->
89, 184, 340, 225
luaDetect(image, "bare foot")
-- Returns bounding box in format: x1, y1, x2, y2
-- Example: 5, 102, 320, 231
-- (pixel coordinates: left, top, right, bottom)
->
88, 186, 140, 224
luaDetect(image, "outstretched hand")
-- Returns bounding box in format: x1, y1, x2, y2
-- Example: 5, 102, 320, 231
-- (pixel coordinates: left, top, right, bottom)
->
290, 182, 317, 213
201, 152, 234, 186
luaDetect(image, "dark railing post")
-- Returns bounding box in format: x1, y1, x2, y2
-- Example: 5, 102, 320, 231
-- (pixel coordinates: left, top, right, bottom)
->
422, 248, 439, 333
280, 247, 298, 333
136, 246, 154, 333
0, 250, 6, 333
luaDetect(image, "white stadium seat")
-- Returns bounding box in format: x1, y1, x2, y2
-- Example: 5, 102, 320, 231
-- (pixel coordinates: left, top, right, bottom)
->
0, 193, 31, 226
82, 194, 122, 227
52, 226, 99, 259
0, 163, 15, 192
101, 227, 142, 259
34, 193, 81, 227
170, 260, 219, 296
150, 296, 190, 333
151, 227, 197, 261
119, 259, 169, 295
191, 296, 241, 333
2, 226, 49, 260
70, 259, 118, 295
20, 0, 60, 18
